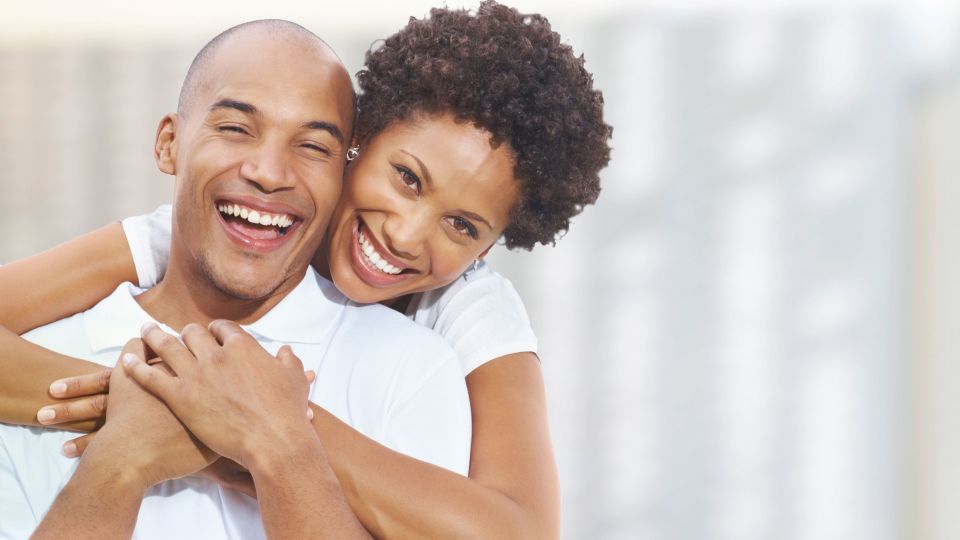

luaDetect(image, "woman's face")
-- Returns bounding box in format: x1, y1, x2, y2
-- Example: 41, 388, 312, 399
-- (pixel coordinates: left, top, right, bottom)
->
323, 112, 519, 304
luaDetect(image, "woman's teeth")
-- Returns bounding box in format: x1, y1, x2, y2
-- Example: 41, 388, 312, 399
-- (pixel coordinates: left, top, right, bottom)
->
218, 203, 294, 229
358, 229, 403, 275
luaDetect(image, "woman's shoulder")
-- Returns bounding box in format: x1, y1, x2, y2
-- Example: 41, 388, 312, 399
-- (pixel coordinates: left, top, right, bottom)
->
409, 261, 527, 324
407, 261, 537, 374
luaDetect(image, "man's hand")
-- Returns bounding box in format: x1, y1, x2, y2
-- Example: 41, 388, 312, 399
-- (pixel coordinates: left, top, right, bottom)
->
32, 339, 217, 539
83, 338, 216, 490
124, 321, 315, 470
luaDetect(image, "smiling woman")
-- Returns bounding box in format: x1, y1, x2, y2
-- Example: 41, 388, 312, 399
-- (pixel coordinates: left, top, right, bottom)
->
323, 112, 521, 304
0, 2, 611, 538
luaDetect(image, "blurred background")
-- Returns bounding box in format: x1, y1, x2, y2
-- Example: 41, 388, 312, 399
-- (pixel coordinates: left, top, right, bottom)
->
1, 0, 958, 538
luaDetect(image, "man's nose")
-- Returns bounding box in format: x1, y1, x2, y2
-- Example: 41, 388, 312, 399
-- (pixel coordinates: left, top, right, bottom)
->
239, 140, 294, 192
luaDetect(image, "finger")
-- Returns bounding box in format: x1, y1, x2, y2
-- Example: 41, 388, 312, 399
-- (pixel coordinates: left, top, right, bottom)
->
305, 370, 316, 384
37, 394, 108, 425
121, 352, 180, 403
276, 345, 304, 371
49, 368, 112, 399
139, 322, 195, 376
207, 319, 249, 347
62, 432, 97, 458
180, 322, 224, 365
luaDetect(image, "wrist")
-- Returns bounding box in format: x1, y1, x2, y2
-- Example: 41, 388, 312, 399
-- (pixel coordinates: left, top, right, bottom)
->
246, 422, 329, 481
80, 432, 157, 493
74, 449, 152, 497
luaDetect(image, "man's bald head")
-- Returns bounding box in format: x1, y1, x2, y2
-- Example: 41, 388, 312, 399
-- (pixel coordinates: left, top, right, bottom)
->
152, 19, 357, 310
177, 19, 353, 119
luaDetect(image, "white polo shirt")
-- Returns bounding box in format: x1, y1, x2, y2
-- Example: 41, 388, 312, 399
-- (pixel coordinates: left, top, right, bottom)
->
125, 204, 539, 376
0, 269, 471, 540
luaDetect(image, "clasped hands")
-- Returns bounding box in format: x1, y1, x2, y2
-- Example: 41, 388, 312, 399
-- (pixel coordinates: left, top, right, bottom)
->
39, 320, 317, 498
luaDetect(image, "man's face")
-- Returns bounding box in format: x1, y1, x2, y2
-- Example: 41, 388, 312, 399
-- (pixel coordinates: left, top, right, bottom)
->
157, 33, 354, 301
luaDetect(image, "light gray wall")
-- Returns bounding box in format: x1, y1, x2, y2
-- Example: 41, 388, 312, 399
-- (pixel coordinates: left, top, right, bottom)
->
2, 3, 958, 539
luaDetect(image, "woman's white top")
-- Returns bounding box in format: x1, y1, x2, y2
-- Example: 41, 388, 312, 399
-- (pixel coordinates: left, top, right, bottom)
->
121, 205, 537, 375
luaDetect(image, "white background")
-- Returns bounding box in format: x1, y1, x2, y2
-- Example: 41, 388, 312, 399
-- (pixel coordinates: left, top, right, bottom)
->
1, 1, 958, 538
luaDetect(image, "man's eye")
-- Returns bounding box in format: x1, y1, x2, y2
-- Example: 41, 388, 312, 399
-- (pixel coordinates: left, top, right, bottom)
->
302, 143, 331, 156
218, 125, 249, 135
396, 166, 421, 194
450, 216, 478, 239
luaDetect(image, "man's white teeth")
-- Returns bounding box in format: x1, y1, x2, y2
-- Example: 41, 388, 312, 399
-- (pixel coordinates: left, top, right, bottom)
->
218, 204, 293, 228
358, 229, 402, 275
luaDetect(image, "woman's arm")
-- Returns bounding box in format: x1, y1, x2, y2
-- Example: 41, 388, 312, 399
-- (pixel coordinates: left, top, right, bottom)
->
131, 324, 559, 539
0, 222, 138, 428
315, 352, 560, 539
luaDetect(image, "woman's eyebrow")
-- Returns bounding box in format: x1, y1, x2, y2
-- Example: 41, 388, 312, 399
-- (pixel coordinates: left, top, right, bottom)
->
459, 210, 492, 230
400, 149, 493, 229
401, 150, 433, 189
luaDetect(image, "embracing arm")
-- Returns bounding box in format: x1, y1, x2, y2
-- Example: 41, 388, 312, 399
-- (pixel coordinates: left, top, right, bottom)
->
312, 352, 560, 539
0, 222, 137, 428
36, 342, 216, 539
31, 448, 146, 540
129, 324, 558, 539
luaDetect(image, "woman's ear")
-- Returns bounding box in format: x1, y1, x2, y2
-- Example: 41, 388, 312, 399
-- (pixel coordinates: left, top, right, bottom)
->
345, 135, 364, 165
478, 243, 495, 260
154, 114, 178, 175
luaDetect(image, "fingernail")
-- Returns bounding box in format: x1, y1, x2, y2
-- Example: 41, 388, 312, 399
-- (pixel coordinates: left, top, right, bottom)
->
37, 408, 56, 423
49, 382, 67, 396
62, 442, 77, 457
306, 408, 314, 420
140, 321, 157, 337
122, 353, 137, 367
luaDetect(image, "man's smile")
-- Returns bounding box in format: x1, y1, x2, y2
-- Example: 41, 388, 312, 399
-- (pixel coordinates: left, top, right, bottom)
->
216, 197, 305, 252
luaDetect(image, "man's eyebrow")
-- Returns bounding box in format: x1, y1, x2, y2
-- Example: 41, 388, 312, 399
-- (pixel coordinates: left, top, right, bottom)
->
209, 99, 258, 115
209, 99, 343, 145
302, 121, 345, 145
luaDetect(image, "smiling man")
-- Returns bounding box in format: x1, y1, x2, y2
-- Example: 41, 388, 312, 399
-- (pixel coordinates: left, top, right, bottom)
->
0, 20, 470, 540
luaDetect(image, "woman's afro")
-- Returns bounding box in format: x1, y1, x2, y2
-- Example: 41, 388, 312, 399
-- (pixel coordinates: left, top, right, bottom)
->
355, 1, 613, 249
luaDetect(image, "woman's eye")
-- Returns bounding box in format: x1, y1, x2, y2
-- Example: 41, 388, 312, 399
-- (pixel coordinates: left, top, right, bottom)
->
396, 166, 421, 194
450, 216, 478, 239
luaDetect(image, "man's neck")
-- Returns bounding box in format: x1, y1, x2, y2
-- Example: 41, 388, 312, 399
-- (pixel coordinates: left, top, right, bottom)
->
135, 258, 302, 333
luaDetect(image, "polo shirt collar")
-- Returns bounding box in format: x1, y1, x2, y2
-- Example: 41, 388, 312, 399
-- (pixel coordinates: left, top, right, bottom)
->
242, 269, 348, 344
85, 269, 347, 354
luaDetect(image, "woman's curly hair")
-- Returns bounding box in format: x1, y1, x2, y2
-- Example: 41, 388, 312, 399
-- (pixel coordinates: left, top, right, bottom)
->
355, 1, 612, 250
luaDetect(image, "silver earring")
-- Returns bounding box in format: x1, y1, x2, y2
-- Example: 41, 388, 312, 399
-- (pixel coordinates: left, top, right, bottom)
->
346, 147, 360, 161
472, 260, 479, 273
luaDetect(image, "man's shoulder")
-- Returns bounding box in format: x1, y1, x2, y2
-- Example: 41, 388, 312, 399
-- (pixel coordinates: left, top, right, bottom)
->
340, 301, 456, 358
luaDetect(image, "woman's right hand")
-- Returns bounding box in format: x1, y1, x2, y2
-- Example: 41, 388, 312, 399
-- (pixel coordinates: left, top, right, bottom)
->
36, 368, 113, 427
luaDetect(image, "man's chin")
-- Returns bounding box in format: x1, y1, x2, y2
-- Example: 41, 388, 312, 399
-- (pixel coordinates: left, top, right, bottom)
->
200, 258, 302, 304
209, 271, 295, 302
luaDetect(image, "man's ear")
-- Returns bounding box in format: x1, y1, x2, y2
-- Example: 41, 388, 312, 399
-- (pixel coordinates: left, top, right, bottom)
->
154, 114, 178, 175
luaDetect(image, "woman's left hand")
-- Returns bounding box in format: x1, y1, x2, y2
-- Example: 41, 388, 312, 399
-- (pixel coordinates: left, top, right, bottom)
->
35, 369, 113, 427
